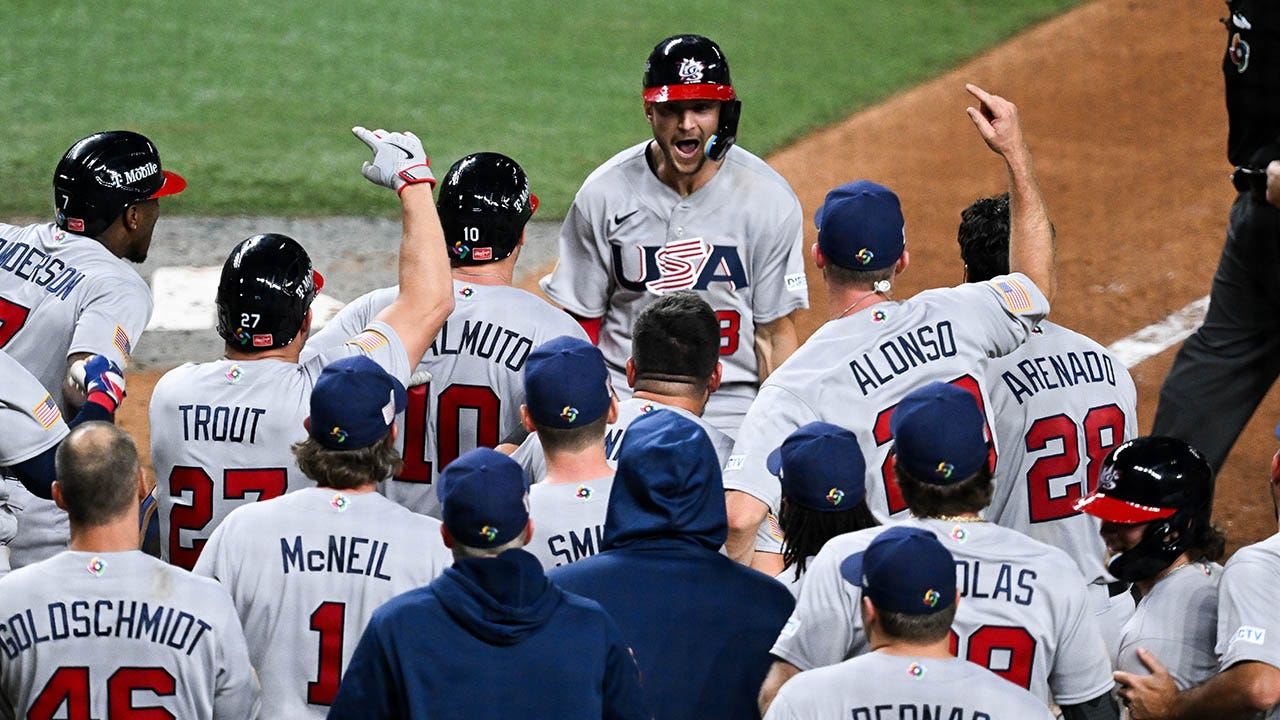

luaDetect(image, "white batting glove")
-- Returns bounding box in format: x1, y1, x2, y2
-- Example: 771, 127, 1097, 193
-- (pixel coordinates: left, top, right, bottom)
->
351, 126, 435, 194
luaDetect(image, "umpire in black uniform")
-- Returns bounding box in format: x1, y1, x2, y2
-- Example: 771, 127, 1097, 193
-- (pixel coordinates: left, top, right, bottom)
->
1154, 0, 1280, 472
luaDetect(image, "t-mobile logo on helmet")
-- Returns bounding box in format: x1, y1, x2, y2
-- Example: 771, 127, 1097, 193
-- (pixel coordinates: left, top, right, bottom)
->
122, 162, 158, 185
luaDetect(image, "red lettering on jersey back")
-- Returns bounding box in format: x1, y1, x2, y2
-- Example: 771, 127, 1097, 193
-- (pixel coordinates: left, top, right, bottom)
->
0, 296, 32, 347
30, 666, 177, 720
168, 466, 287, 570
1025, 404, 1125, 523
307, 601, 346, 706
395, 382, 502, 484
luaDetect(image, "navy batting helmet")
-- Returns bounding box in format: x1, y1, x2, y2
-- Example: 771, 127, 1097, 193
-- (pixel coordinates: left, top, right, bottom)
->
1075, 436, 1214, 582
53, 131, 186, 237
215, 234, 323, 351
643, 34, 741, 161
437, 152, 536, 265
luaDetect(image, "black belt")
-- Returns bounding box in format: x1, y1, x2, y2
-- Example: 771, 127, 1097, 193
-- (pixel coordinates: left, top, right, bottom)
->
1107, 581, 1131, 598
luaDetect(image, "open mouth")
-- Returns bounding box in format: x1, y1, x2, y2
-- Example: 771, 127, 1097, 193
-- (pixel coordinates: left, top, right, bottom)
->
674, 139, 701, 158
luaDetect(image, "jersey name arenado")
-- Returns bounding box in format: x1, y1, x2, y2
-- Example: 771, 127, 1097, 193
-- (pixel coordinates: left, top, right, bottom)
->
193, 487, 451, 719
772, 517, 1113, 706
723, 275, 1049, 520
984, 321, 1138, 584
150, 321, 410, 570
540, 142, 808, 433
0, 550, 260, 719
304, 281, 585, 517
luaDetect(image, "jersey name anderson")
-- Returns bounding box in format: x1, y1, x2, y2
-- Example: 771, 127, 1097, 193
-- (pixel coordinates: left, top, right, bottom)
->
0, 236, 86, 300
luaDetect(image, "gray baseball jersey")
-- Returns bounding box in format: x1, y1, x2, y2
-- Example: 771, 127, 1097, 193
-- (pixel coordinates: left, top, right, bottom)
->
724, 274, 1049, 520
772, 517, 1113, 706
539, 141, 809, 436
0, 550, 259, 719
984, 320, 1138, 585
1216, 532, 1280, 720
0, 351, 69, 576
765, 652, 1055, 720
304, 280, 586, 517
1116, 561, 1220, 689
527, 476, 613, 570
192, 486, 451, 719
150, 320, 411, 570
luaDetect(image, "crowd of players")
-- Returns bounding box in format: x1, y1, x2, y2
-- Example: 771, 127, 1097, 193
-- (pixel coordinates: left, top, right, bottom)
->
1, 25, 1280, 720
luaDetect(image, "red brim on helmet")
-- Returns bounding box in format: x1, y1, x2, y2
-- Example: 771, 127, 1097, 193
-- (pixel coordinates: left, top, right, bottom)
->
149, 170, 187, 199
643, 84, 736, 103
313, 270, 325, 294
1074, 491, 1178, 523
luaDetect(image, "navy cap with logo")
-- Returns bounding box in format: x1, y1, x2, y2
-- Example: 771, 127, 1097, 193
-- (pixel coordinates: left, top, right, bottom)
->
309, 355, 407, 450
890, 382, 989, 484
814, 180, 905, 272
438, 447, 530, 549
524, 335, 612, 429
840, 526, 956, 615
767, 421, 867, 512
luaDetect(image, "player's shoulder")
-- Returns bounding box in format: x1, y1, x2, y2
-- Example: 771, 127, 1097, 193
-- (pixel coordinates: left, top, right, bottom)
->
814, 525, 886, 563
721, 144, 800, 201
576, 140, 651, 197
955, 520, 1085, 572
457, 283, 580, 329
1225, 532, 1280, 571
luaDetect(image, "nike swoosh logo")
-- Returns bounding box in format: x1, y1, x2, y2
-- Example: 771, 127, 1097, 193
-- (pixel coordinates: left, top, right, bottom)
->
386, 141, 414, 159
613, 209, 640, 226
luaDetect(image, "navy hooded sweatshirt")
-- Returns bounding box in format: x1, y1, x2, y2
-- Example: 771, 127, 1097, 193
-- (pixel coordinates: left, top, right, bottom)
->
550, 410, 796, 720
328, 547, 648, 719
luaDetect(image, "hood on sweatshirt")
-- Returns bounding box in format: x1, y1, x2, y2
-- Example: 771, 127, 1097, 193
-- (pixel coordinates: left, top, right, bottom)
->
430, 548, 563, 646
602, 409, 729, 552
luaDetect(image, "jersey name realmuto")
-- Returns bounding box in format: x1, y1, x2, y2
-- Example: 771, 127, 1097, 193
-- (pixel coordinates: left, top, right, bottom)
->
193, 487, 451, 718
723, 274, 1049, 520
983, 320, 1138, 584
772, 518, 1113, 706
0, 550, 260, 718
540, 141, 809, 434
150, 321, 410, 569
303, 280, 586, 517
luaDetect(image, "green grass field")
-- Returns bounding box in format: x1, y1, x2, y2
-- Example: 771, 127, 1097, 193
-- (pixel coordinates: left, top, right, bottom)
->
3, 0, 1080, 218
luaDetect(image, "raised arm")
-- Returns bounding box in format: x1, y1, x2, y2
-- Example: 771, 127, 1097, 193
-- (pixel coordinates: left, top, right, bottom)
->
965, 84, 1055, 303
351, 126, 455, 365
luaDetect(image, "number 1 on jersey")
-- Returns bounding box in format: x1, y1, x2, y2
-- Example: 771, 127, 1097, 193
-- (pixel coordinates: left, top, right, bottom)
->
308, 601, 346, 706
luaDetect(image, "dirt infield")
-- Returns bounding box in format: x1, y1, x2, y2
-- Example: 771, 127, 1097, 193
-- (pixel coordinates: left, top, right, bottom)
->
119, 0, 1279, 553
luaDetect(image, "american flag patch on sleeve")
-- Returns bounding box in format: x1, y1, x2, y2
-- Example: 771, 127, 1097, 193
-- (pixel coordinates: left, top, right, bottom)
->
33, 394, 62, 430
346, 330, 389, 353
993, 279, 1033, 313
113, 325, 132, 362
767, 512, 784, 541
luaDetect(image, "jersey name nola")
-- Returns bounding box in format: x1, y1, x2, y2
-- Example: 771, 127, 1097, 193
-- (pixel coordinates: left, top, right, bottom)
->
0, 237, 86, 300
848, 321, 958, 395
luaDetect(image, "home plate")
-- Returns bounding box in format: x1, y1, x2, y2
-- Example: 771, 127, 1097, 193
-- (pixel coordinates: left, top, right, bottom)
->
147, 266, 345, 331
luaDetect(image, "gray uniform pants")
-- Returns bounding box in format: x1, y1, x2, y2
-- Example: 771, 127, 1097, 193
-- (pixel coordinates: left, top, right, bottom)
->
1153, 190, 1280, 471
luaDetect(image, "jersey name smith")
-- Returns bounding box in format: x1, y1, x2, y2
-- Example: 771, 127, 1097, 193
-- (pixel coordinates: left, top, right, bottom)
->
0, 237, 86, 300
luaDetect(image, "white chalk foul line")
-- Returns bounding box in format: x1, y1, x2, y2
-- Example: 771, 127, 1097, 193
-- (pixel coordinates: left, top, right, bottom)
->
147, 266, 345, 332
1106, 295, 1209, 368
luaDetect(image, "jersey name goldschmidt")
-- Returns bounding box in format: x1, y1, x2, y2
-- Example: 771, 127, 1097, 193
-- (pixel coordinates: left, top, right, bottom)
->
304, 281, 585, 517
540, 142, 809, 432
193, 487, 451, 719
766, 653, 1054, 720
772, 517, 1113, 706
983, 321, 1138, 584
150, 321, 410, 569
0, 550, 260, 719
723, 275, 1049, 519
0, 223, 150, 410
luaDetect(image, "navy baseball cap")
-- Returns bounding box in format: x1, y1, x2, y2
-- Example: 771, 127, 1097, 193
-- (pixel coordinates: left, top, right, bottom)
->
767, 422, 867, 512
438, 447, 530, 548
890, 382, 989, 484
840, 526, 956, 615
524, 335, 612, 429
814, 180, 905, 271
309, 356, 407, 450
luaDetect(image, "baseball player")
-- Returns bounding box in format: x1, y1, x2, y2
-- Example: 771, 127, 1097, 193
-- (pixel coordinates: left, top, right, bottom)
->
150, 126, 453, 569
1, 130, 183, 568
519, 336, 619, 570
540, 34, 810, 438
767, 422, 879, 595
723, 84, 1056, 565
957, 192, 1139, 650
759, 383, 1118, 720
765, 527, 1054, 720
1115, 442, 1280, 720
306, 152, 585, 517
1, 352, 124, 575
0, 422, 259, 719
193, 356, 451, 718
1074, 436, 1225, 689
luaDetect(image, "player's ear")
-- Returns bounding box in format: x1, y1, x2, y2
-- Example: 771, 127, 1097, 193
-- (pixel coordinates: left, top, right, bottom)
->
388, 423, 398, 443
135, 467, 148, 501
811, 243, 826, 269
52, 481, 67, 512
606, 396, 619, 424
303, 416, 312, 433
896, 249, 910, 276
522, 519, 534, 545
440, 525, 454, 549
708, 361, 723, 394
520, 405, 536, 433
625, 357, 638, 389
